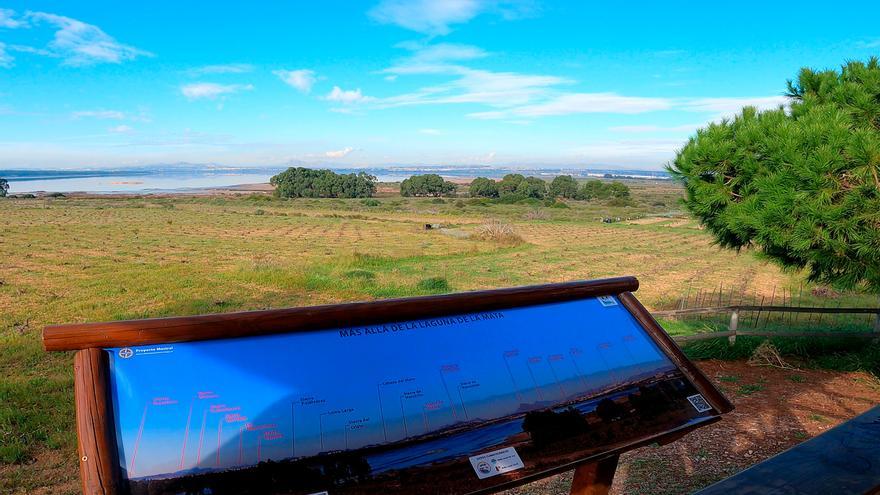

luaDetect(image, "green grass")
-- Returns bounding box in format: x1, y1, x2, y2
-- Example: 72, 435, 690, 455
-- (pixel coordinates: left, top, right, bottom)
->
0, 184, 874, 492
737, 384, 765, 396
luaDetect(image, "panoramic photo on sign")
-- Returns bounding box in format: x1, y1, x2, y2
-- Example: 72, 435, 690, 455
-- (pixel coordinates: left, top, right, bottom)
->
106, 296, 718, 494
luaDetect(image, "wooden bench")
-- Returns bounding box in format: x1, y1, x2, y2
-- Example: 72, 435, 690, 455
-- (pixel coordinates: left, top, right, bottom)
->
696, 405, 880, 495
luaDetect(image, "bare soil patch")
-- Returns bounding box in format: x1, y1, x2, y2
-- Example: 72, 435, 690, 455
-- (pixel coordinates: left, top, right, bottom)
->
506, 360, 880, 495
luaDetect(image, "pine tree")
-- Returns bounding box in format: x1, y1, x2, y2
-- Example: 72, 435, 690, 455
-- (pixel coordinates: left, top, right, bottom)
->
669, 58, 880, 292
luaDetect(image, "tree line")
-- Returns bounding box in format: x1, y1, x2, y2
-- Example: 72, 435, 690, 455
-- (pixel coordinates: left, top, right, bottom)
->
399, 174, 457, 197
268, 167, 631, 204
271, 167, 377, 198
470, 174, 630, 201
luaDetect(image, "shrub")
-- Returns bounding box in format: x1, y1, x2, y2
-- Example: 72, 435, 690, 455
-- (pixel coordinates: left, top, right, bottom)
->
498, 173, 525, 195
523, 209, 550, 220
515, 177, 547, 199
0, 178, 7, 197
400, 174, 456, 197
471, 219, 523, 245
469, 177, 499, 198
245, 194, 274, 202
607, 197, 633, 207
549, 175, 579, 199
495, 192, 527, 204
417, 277, 450, 293
344, 269, 376, 280
361, 199, 380, 207
516, 197, 542, 206
550, 200, 570, 209
607, 181, 630, 198
45, 192, 66, 198
271, 167, 376, 198
467, 197, 491, 206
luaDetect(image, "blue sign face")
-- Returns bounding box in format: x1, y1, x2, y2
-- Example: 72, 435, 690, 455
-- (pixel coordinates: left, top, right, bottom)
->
107, 296, 716, 494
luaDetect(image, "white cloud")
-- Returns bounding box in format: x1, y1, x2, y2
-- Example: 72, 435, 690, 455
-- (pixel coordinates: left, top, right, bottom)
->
72, 110, 126, 120
0, 8, 25, 29
27, 12, 153, 66
0, 43, 11, 68
369, 0, 534, 35
570, 139, 685, 164
189, 63, 253, 75
369, 0, 482, 35
419, 128, 442, 135
325, 147, 355, 158
856, 39, 880, 49
681, 96, 788, 114
6, 44, 53, 56
274, 69, 316, 93
181, 83, 254, 100
397, 42, 488, 64
325, 86, 374, 104
466, 92, 672, 119
379, 67, 570, 109
609, 124, 703, 133
108, 124, 134, 134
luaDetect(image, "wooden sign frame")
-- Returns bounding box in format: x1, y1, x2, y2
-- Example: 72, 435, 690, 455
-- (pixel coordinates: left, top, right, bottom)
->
43, 276, 733, 495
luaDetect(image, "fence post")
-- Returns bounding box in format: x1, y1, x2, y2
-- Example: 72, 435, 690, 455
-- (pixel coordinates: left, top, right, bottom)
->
874, 312, 880, 336
728, 309, 739, 346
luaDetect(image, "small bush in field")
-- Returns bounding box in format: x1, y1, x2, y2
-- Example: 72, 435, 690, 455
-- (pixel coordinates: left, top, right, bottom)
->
471, 219, 523, 245
417, 277, 450, 293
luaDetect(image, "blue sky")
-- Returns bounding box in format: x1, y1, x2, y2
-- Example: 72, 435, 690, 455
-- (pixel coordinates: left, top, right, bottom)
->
1, 1, 878, 170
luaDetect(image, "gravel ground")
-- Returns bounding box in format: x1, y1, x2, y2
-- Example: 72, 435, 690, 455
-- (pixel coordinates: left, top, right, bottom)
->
503, 360, 880, 495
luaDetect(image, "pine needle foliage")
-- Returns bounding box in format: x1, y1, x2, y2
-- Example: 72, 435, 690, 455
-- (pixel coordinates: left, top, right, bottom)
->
669, 58, 880, 292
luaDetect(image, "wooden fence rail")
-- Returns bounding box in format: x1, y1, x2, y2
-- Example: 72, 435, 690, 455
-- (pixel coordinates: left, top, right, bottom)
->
659, 304, 880, 345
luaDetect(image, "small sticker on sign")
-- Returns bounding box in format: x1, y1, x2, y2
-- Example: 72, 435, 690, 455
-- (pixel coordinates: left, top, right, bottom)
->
469, 446, 525, 479
597, 295, 617, 307
687, 394, 713, 413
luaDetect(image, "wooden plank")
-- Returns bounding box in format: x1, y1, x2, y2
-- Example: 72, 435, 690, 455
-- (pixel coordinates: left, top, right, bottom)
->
734, 331, 877, 339
618, 292, 734, 414
673, 331, 735, 342
671, 331, 877, 343
655, 305, 880, 317
569, 455, 619, 495
695, 405, 880, 495
43, 277, 639, 351
74, 348, 121, 495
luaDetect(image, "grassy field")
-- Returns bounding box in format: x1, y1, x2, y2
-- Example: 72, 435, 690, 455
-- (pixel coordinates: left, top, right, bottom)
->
0, 180, 873, 493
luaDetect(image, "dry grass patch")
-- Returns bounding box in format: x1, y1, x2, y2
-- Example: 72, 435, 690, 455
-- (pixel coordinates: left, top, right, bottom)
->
471, 219, 524, 245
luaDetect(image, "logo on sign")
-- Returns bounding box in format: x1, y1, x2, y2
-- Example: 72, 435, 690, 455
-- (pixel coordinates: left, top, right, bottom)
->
477, 461, 492, 474
118, 348, 134, 359
597, 296, 617, 307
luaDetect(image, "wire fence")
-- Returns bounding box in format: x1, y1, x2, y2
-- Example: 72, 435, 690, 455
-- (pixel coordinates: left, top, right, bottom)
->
655, 284, 880, 344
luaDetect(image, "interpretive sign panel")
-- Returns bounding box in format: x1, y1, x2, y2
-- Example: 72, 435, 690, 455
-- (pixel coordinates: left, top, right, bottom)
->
43, 277, 732, 495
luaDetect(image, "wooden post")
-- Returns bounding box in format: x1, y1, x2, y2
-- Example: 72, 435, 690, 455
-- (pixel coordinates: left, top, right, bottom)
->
728, 310, 739, 346
74, 348, 122, 495
570, 455, 619, 495
874, 311, 880, 336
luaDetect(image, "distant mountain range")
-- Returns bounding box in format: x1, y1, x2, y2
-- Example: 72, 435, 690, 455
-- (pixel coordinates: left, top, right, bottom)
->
0, 163, 671, 182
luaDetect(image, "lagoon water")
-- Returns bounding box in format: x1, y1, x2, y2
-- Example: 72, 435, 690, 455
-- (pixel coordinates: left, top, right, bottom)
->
3, 170, 280, 194
1, 166, 670, 194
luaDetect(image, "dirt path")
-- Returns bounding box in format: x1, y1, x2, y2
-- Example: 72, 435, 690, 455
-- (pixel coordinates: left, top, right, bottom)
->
505, 360, 880, 495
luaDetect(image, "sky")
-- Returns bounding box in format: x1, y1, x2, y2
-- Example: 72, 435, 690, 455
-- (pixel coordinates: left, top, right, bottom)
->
107, 297, 668, 478
1, 1, 878, 170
